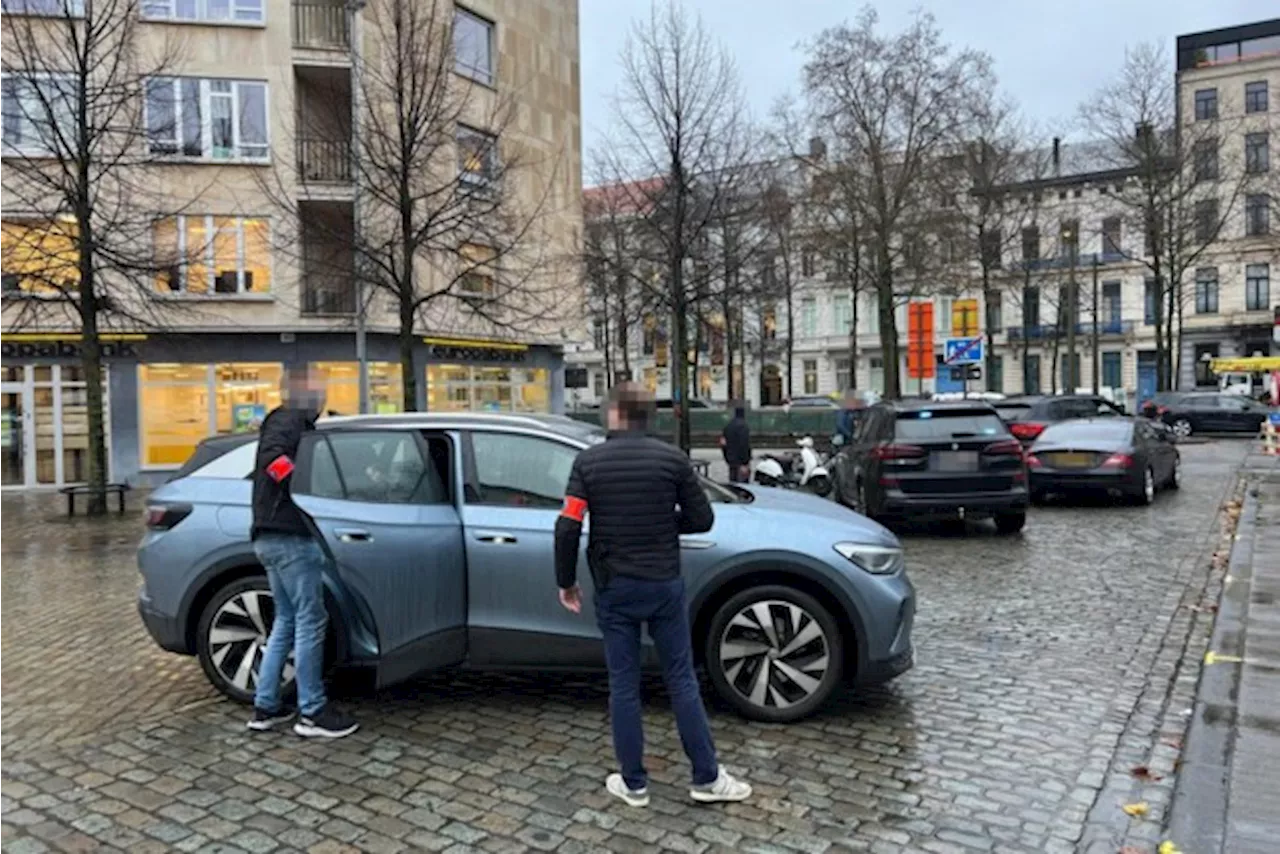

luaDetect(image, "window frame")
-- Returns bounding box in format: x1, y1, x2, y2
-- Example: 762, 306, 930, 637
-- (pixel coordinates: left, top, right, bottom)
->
1194, 88, 1218, 121
1245, 193, 1271, 237
1, 216, 81, 297
1192, 137, 1219, 181
456, 123, 498, 188
1245, 80, 1269, 114
1, 0, 84, 16
140, 0, 265, 25
1194, 198, 1219, 243
802, 359, 818, 395
1245, 131, 1270, 174
453, 5, 496, 88
1, 71, 77, 158
144, 76, 270, 163
1245, 263, 1270, 311
1194, 267, 1219, 314
151, 214, 272, 297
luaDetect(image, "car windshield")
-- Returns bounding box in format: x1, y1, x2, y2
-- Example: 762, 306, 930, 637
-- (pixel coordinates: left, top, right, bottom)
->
1038, 421, 1132, 444
894, 410, 1006, 439
994, 404, 1032, 421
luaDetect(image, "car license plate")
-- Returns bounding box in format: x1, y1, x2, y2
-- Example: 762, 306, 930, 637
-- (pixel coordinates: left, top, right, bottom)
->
934, 451, 978, 472
1051, 452, 1095, 468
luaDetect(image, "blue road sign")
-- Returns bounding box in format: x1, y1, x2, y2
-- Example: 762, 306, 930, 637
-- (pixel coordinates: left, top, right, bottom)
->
944, 337, 983, 365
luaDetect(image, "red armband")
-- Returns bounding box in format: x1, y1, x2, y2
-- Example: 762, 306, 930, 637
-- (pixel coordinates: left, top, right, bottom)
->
560, 495, 587, 522
265, 454, 295, 483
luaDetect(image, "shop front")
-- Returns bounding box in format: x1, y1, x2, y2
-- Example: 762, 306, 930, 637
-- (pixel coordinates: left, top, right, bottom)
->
423, 336, 554, 414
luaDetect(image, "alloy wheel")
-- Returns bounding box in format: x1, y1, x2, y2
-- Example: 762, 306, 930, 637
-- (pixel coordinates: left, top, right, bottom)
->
1143, 467, 1155, 503
1172, 419, 1193, 438
718, 599, 830, 711
208, 589, 293, 693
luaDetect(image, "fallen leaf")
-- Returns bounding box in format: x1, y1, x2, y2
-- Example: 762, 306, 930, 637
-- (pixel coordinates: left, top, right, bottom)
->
1122, 801, 1150, 817
1161, 737, 1184, 749
1158, 842, 1184, 854
1130, 765, 1164, 781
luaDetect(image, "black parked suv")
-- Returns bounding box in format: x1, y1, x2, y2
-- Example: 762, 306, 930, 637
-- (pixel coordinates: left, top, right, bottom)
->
833, 400, 1029, 533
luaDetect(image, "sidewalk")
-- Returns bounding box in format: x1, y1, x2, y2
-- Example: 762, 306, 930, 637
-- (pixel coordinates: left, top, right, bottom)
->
1167, 443, 1280, 854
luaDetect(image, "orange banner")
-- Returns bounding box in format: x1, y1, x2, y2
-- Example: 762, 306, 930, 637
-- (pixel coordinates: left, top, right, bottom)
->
907, 301, 935, 379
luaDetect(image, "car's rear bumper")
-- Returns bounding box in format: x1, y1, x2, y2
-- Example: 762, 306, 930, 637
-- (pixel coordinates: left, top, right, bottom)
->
1031, 470, 1133, 492
881, 488, 1028, 518
138, 589, 189, 654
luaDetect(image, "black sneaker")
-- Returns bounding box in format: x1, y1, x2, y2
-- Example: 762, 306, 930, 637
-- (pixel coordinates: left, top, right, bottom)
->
293, 705, 359, 739
246, 706, 296, 731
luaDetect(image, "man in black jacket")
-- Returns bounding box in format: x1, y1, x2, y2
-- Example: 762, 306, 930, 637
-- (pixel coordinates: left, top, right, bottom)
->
720, 403, 751, 482
554, 383, 751, 807
248, 366, 358, 739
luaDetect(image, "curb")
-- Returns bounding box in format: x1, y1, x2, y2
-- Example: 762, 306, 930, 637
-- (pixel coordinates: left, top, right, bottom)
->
1164, 486, 1259, 853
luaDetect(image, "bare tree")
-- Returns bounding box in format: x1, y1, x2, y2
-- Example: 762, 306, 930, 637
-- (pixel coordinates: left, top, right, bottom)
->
1081, 42, 1255, 391
1, 0, 200, 513
599, 0, 756, 450
263, 0, 566, 411
800, 8, 994, 398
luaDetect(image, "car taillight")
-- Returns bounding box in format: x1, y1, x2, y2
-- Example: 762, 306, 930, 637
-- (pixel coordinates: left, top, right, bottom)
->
872, 443, 926, 460
982, 439, 1024, 457
146, 503, 193, 530
1010, 422, 1046, 441
1101, 453, 1133, 469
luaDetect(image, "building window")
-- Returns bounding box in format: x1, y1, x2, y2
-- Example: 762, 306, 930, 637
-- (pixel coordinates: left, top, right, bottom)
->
1194, 267, 1219, 314
1, 218, 79, 294
801, 249, 816, 278
1245, 132, 1270, 174
145, 77, 268, 161
1, 73, 75, 156
1144, 279, 1157, 325
138, 363, 283, 467
427, 365, 550, 413
1102, 352, 1122, 390
591, 315, 606, 351
1, 0, 84, 14
153, 215, 271, 295
833, 294, 852, 333
1194, 88, 1218, 121
1023, 354, 1041, 395
1101, 216, 1122, 258
1101, 281, 1122, 328
986, 292, 1002, 333
1060, 219, 1079, 262
592, 371, 605, 398
1021, 226, 1040, 263
454, 7, 495, 86
800, 297, 817, 338
835, 357, 851, 391
989, 354, 1003, 394
1022, 285, 1040, 328
802, 360, 818, 395
1246, 194, 1271, 237
1246, 263, 1270, 311
315, 362, 404, 416
457, 124, 497, 187
141, 0, 263, 24
762, 305, 777, 341
1194, 198, 1218, 242
459, 242, 496, 299
1193, 138, 1219, 181
980, 228, 1002, 269
1245, 81, 1269, 113
1242, 35, 1280, 59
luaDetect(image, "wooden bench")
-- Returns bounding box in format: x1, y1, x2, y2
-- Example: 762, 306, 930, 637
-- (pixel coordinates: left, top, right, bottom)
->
691, 459, 710, 477
60, 483, 131, 516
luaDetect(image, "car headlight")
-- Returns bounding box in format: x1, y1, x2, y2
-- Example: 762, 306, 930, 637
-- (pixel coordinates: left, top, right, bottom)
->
833, 542, 902, 575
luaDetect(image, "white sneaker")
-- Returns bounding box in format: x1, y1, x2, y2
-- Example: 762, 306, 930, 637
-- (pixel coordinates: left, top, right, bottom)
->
690, 766, 752, 803
605, 773, 649, 807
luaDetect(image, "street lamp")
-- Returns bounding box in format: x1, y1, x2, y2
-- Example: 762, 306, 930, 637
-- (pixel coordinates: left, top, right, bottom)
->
347, 0, 369, 413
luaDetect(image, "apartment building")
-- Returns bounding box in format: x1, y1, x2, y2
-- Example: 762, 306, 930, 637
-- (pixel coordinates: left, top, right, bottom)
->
1, 0, 582, 488
1174, 19, 1280, 388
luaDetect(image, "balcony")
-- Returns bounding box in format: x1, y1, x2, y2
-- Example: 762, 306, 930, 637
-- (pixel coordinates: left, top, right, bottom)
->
298, 138, 352, 185
293, 1, 349, 52
1019, 251, 1130, 272
1008, 320, 1136, 341
301, 277, 356, 316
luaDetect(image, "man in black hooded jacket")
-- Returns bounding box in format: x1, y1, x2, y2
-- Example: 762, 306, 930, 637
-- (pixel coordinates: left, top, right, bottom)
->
720, 404, 751, 483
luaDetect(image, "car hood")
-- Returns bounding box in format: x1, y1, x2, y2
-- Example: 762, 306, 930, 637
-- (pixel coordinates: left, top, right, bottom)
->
731, 485, 899, 548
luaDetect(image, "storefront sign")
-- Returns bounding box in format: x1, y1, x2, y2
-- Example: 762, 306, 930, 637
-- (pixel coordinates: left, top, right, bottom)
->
424, 336, 529, 364
1, 339, 139, 359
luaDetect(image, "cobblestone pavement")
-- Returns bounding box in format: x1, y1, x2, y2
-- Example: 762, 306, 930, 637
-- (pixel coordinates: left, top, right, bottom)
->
1, 441, 1249, 854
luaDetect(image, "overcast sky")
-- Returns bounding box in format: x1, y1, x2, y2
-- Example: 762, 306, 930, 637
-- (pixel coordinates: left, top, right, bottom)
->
579, 0, 1278, 168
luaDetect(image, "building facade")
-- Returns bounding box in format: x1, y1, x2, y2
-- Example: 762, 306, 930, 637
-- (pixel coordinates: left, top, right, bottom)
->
1, 0, 582, 488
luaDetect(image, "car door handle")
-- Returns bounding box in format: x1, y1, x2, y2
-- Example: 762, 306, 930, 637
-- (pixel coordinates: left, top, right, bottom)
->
334, 528, 372, 543
474, 531, 519, 544
680, 538, 715, 550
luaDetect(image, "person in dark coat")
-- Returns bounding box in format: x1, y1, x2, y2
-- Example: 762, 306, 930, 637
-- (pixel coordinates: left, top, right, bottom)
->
720, 404, 751, 483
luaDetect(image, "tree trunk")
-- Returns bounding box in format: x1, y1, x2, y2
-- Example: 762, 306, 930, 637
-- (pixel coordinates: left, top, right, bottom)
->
982, 264, 995, 393
399, 287, 417, 412
1065, 273, 1078, 393
877, 258, 899, 399
1091, 259, 1100, 394
80, 292, 107, 516
784, 267, 794, 400
848, 282, 859, 391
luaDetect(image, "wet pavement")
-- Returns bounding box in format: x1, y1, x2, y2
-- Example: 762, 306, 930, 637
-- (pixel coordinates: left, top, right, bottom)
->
0, 440, 1250, 854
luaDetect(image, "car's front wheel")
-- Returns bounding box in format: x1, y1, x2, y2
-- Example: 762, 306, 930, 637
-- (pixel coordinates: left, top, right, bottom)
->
704, 585, 844, 723
1171, 418, 1193, 438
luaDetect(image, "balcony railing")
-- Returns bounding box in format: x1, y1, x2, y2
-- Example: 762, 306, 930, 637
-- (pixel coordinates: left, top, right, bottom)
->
1008, 320, 1136, 340
297, 138, 352, 184
301, 277, 356, 316
292, 1, 349, 51
1019, 251, 1130, 272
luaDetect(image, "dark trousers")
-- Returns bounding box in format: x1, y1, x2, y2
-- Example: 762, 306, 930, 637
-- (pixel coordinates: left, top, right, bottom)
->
595, 575, 718, 790
727, 463, 749, 483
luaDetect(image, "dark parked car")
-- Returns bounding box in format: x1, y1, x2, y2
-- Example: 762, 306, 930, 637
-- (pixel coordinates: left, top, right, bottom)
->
833, 400, 1029, 533
137, 413, 915, 724
1027, 418, 1179, 506
1156, 392, 1272, 437
995, 394, 1128, 444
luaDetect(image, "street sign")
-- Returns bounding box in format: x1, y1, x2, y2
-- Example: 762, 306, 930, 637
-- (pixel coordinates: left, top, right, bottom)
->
944, 337, 983, 365
950, 365, 983, 382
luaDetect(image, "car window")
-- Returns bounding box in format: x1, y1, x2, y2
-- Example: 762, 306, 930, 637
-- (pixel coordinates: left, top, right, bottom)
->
1040, 420, 1133, 444
994, 405, 1031, 421
301, 431, 445, 504
894, 410, 1007, 440
1094, 400, 1123, 417
187, 440, 259, 479
470, 432, 577, 508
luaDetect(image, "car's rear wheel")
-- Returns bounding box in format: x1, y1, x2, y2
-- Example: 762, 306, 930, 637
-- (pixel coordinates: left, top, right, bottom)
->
1167, 456, 1182, 490
1131, 466, 1156, 506
196, 576, 289, 704
993, 511, 1026, 534
704, 585, 843, 723
1171, 418, 1193, 438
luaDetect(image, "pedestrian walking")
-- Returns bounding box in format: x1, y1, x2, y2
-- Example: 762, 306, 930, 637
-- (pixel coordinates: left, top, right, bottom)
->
835, 389, 866, 446
247, 366, 358, 739
553, 382, 752, 807
720, 403, 752, 483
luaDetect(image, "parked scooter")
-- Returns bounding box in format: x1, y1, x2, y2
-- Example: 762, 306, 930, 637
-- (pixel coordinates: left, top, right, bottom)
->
753, 436, 832, 496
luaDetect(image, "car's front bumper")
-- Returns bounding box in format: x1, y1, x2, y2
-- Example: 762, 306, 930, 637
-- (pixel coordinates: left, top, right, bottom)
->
137, 588, 189, 654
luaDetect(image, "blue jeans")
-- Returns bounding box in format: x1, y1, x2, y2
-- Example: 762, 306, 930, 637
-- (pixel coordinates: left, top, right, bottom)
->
253, 533, 328, 717
595, 575, 718, 790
